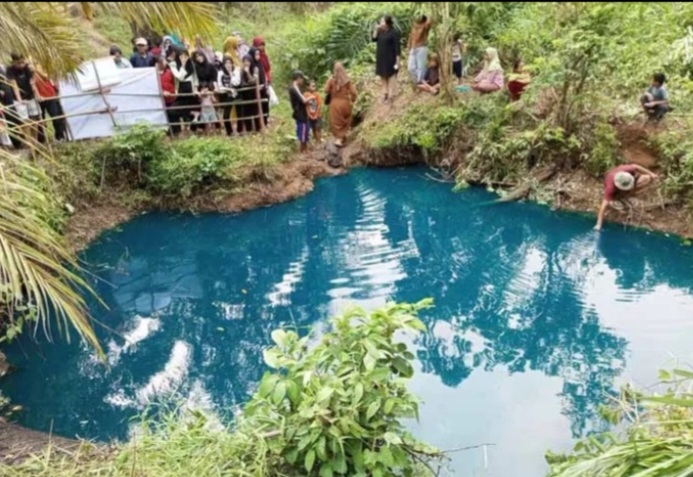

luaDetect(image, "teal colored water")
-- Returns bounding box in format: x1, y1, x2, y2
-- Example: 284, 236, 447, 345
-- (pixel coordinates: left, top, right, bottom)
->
3, 168, 693, 476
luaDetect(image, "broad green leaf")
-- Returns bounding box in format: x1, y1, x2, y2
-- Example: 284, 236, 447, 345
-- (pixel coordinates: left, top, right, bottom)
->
317, 386, 334, 403
271, 329, 287, 347
263, 348, 281, 369
258, 373, 278, 398
319, 464, 334, 477
366, 401, 380, 420
383, 432, 402, 445
353, 383, 364, 404
305, 449, 316, 473
284, 447, 299, 464
273, 381, 287, 405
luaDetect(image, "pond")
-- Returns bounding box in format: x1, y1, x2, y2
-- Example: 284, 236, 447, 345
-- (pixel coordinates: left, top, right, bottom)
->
3, 168, 693, 476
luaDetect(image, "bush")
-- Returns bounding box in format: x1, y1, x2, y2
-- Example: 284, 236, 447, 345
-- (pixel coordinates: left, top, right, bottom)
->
148, 137, 249, 198
93, 124, 168, 186
547, 368, 693, 476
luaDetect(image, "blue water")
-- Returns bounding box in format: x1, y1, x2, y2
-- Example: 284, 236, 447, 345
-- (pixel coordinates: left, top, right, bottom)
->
3, 168, 693, 476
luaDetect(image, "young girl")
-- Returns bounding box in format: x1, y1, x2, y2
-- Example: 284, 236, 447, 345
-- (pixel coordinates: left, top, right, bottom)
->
303, 80, 323, 144
217, 56, 241, 136
452, 33, 465, 84
418, 54, 441, 95
197, 82, 218, 135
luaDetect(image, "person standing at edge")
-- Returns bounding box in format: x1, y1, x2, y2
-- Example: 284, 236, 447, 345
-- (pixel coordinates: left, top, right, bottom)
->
32, 64, 66, 143
6, 53, 42, 142
130, 38, 156, 68
372, 15, 401, 102
288, 71, 309, 153
594, 164, 658, 231
407, 15, 432, 85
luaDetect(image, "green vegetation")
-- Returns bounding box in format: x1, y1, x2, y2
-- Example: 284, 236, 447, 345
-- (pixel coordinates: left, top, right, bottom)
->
547, 369, 693, 476
2, 301, 444, 477
46, 125, 294, 211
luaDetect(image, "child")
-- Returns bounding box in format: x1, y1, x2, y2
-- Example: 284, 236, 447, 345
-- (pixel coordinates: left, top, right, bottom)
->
452, 33, 465, 84
640, 72, 669, 121
288, 70, 309, 153
417, 54, 441, 95
304, 80, 323, 144
197, 82, 218, 135
507, 58, 531, 101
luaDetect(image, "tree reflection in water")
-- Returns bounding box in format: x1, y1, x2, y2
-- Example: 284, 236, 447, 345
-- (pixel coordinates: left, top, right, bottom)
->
4, 168, 693, 448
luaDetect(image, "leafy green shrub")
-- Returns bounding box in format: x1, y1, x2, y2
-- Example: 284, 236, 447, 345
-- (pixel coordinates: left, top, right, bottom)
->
582, 120, 620, 177
650, 129, 693, 201
246, 300, 439, 477
148, 137, 249, 198
94, 124, 168, 185
547, 368, 693, 477
2, 301, 442, 477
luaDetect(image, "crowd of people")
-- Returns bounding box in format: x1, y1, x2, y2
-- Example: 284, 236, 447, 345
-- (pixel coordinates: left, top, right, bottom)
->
113, 32, 276, 137
0, 16, 673, 230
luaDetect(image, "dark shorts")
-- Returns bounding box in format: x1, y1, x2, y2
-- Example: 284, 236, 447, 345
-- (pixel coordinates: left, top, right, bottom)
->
296, 121, 310, 143
309, 118, 322, 130
453, 60, 463, 79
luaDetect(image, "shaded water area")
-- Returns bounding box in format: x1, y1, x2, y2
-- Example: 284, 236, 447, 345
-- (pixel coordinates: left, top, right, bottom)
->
3, 168, 693, 476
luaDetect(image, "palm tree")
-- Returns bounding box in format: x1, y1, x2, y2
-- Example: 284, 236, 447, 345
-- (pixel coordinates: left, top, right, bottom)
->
0, 3, 218, 76
0, 3, 218, 352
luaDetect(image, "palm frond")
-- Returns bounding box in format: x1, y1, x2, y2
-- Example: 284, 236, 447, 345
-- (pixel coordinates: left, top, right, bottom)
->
0, 3, 83, 77
100, 2, 218, 42
0, 152, 102, 354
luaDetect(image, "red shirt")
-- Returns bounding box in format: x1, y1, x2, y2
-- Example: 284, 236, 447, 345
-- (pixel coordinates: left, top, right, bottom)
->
159, 68, 176, 105
604, 165, 638, 201
35, 76, 57, 99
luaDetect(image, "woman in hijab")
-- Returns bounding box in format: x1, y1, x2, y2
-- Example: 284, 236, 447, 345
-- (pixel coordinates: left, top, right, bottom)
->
472, 47, 504, 93
239, 54, 261, 134
252, 37, 272, 84
168, 47, 199, 133
193, 50, 218, 84
325, 62, 357, 147
223, 36, 242, 67
248, 47, 269, 127
372, 15, 401, 102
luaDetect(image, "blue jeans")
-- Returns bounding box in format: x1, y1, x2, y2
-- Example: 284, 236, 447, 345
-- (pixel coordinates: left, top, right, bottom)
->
408, 46, 428, 83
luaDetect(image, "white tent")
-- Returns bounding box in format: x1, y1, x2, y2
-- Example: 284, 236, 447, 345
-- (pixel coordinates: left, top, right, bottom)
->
59, 58, 168, 140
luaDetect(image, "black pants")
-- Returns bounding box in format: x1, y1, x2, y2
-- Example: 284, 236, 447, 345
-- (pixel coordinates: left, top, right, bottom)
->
166, 105, 181, 136
38, 99, 66, 143
222, 104, 235, 136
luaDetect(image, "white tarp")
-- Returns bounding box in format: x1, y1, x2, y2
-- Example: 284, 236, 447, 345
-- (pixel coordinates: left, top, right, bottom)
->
59, 58, 168, 140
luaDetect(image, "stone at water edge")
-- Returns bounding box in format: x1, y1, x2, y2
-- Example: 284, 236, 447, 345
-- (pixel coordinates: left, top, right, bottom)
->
326, 141, 343, 168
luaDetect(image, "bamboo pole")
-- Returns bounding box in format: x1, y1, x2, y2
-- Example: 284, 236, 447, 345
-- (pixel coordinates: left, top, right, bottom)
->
92, 61, 117, 191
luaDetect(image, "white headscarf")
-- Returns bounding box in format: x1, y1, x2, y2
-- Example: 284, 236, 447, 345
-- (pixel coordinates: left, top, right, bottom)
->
483, 47, 502, 73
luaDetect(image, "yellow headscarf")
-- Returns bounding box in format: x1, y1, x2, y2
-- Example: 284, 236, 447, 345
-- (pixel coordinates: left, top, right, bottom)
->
223, 36, 241, 66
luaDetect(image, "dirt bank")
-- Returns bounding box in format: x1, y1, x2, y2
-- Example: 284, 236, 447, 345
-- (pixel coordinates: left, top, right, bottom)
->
66, 155, 341, 252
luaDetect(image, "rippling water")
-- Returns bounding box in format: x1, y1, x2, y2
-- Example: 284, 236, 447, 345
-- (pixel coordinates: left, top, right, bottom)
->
3, 168, 693, 476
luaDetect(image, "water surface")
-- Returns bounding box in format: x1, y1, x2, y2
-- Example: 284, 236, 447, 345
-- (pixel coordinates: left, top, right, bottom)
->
3, 168, 693, 476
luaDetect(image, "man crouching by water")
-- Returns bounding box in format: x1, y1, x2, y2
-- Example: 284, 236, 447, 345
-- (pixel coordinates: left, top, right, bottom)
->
594, 164, 658, 231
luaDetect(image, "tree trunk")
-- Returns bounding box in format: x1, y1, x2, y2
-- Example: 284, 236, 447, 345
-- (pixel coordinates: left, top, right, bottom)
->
431, 2, 455, 103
